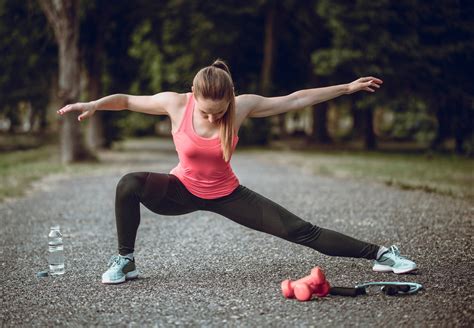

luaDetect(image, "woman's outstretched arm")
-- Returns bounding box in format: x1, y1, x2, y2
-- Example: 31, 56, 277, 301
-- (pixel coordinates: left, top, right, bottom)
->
57, 92, 182, 121
237, 77, 383, 118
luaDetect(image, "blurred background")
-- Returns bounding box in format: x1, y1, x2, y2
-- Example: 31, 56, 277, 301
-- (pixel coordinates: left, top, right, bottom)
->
0, 0, 473, 200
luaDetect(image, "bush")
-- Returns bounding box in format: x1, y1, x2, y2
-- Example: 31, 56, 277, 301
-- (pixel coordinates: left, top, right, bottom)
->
116, 111, 159, 137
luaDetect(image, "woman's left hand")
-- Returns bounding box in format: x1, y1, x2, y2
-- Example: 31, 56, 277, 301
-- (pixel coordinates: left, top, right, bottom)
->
346, 77, 383, 94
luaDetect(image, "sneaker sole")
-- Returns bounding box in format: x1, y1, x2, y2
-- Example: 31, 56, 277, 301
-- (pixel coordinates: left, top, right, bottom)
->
102, 270, 139, 284
373, 264, 417, 274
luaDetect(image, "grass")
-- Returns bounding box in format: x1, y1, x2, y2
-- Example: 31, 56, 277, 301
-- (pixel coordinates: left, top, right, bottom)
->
0, 145, 103, 202
1, 146, 58, 201
246, 149, 474, 200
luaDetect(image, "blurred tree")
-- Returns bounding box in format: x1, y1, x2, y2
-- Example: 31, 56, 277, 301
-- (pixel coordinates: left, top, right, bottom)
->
260, 0, 282, 139
121, 0, 274, 144
312, 0, 395, 149
38, 0, 94, 162
415, 0, 473, 154
76, 0, 318, 146
81, 0, 108, 150
313, 0, 473, 153
79, 0, 143, 148
258, 0, 330, 144
284, 1, 332, 144
0, 0, 56, 133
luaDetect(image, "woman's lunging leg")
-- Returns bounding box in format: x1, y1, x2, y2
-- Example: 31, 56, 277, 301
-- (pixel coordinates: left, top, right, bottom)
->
207, 186, 380, 260
115, 172, 149, 255
114, 172, 197, 255
290, 223, 380, 259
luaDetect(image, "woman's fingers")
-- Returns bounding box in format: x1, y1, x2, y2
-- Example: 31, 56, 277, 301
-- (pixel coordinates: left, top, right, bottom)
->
361, 80, 380, 92
57, 104, 73, 115
348, 77, 383, 94
361, 76, 383, 84
367, 81, 380, 88
57, 103, 82, 115
78, 112, 88, 121
78, 107, 95, 121
57, 102, 94, 121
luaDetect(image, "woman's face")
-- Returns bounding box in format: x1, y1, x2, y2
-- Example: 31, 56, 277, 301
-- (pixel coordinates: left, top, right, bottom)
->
195, 97, 229, 124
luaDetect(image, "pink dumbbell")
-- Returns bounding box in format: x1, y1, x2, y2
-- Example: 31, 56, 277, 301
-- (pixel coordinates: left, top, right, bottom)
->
281, 266, 331, 301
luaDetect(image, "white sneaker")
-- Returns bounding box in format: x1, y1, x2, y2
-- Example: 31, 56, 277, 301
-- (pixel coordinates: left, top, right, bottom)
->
101, 255, 139, 284
373, 245, 417, 274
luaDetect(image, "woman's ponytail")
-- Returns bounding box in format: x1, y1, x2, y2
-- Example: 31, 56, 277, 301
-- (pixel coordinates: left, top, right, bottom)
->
193, 59, 236, 162
211, 59, 231, 76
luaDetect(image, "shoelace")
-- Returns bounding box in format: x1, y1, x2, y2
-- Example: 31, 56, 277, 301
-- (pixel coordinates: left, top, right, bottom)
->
108, 255, 124, 267
388, 245, 408, 260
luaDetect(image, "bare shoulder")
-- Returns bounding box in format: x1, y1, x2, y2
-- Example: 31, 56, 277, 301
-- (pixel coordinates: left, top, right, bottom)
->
160, 92, 190, 131
127, 91, 188, 116
235, 94, 261, 120
152, 91, 188, 114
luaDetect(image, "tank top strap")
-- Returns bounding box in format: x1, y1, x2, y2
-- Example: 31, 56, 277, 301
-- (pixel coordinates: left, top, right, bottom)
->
176, 92, 194, 134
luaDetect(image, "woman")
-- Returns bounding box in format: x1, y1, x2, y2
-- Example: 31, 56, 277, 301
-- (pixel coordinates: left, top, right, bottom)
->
58, 59, 417, 284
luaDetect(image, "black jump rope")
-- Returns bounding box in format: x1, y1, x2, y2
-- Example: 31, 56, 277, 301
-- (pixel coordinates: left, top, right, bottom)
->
330, 282, 423, 297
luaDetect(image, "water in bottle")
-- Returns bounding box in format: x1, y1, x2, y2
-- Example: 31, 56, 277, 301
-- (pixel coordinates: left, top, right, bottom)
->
48, 225, 65, 275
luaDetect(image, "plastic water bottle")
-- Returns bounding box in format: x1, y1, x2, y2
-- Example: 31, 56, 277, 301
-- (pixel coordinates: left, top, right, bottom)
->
48, 225, 65, 275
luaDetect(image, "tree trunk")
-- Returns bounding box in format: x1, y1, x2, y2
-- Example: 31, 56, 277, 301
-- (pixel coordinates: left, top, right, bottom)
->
308, 75, 330, 144
363, 107, 376, 150
85, 16, 106, 150
430, 97, 450, 151
84, 1, 108, 150
87, 85, 106, 150
311, 101, 330, 143
34, 94, 50, 133
260, 0, 275, 96
38, 0, 93, 163
453, 95, 472, 154
260, 1, 283, 139
352, 103, 377, 149
46, 74, 60, 133
6, 105, 20, 133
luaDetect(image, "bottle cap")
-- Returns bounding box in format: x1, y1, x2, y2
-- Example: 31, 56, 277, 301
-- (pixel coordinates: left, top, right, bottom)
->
36, 270, 49, 278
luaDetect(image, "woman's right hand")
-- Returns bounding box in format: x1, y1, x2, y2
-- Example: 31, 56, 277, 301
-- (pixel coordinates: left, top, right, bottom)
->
57, 101, 97, 121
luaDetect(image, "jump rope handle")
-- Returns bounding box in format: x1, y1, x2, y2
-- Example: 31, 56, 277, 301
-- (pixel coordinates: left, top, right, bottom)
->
329, 286, 366, 297
330, 283, 418, 297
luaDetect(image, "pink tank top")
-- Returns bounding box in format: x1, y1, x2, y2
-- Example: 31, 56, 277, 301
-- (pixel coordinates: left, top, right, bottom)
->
169, 93, 240, 199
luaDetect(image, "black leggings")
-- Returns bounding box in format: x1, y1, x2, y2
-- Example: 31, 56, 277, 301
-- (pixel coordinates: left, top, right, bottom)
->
115, 172, 380, 260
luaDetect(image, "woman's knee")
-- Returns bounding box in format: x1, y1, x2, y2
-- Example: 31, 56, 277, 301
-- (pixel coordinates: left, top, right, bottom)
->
116, 172, 149, 199
285, 221, 322, 245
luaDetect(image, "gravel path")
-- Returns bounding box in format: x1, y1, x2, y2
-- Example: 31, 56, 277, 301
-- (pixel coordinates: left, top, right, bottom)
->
1, 139, 472, 327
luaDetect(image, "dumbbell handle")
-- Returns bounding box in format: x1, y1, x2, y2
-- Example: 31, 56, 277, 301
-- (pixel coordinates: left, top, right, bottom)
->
291, 267, 325, 287
329, 286, 366, 297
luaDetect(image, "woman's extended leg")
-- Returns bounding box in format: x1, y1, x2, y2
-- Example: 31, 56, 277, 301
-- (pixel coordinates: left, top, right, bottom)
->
206, 185, 380, 260
114, 172, 198, 255
103, 173, 199, 284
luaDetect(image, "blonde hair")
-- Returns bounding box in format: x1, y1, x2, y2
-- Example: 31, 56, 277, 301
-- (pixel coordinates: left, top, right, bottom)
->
192, 59, 235, 162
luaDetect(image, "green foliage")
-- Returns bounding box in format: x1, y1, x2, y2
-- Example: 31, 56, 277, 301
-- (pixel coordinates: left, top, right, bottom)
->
2, 0, 471, 151
312, 49, 364, 76
116, 112, 159, 137
462, 133, 474, 157
238, 118, 271, 145
390, 111, 437, 143
0, 0, 56, 126
129, 20, 164, 94
383, 97, 437, 144
312, 0, 473, 152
